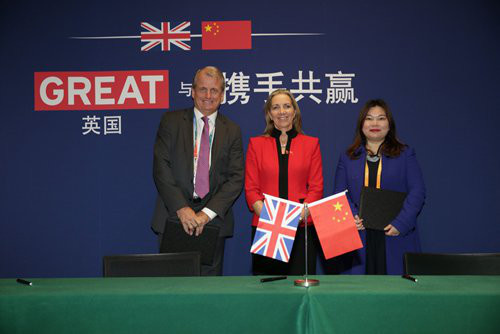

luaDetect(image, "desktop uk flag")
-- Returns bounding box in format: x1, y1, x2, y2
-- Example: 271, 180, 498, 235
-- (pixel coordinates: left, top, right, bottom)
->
250, 194, 303, 262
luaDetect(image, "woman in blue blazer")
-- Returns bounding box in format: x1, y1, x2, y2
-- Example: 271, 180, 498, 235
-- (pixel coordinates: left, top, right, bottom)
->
333, 99, 425, 275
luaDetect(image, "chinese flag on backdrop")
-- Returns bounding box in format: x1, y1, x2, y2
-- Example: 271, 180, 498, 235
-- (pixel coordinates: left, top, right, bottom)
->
201, 20, 252, 50
308, 191, 363, 259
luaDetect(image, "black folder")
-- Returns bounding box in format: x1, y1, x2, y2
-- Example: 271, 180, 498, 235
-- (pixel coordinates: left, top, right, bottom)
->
160, 221, 220, 266
359, 186, 407, 231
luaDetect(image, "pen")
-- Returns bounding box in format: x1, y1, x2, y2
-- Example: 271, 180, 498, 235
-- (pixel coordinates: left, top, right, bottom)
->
402, 274, 417, 283
260, 276, 287, 283
16, 278, 33, 286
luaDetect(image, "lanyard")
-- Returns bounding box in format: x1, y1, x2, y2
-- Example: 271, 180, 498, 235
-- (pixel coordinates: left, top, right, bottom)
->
364, 156, 382, 189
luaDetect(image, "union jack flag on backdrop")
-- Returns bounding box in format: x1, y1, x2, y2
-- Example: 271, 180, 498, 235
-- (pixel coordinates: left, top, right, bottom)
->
250, 194, 303, 262
140, 21, 191, 51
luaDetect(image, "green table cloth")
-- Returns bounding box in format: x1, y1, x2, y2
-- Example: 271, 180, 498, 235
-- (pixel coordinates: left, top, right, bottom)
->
1, 276, 499, 333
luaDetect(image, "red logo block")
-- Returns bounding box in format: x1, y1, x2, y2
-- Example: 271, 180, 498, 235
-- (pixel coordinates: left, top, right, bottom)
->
34, 70, 169, 111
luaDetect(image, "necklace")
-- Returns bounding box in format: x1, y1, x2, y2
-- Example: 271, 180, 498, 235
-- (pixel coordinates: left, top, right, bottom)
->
366, 141, 383, 162
280, 135, 287, 148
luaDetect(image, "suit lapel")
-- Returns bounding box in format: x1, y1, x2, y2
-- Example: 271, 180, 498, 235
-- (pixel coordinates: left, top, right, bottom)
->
210, 114, 225, 176
288, 134, 299, 168
354, 150, 366, 198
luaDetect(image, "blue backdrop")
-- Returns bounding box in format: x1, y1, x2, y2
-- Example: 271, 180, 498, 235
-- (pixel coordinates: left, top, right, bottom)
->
1, 0, 499, 277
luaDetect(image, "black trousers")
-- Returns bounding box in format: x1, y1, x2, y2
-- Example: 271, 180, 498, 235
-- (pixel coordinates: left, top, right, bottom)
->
158, 233, 225, 276
365, 229, 387, 275
251, 225, 318, 275
201, 236, 225, 276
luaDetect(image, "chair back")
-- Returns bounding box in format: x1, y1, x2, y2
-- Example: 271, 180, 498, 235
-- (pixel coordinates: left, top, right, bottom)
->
103, 252, 201, 277
404, 252, 500, 275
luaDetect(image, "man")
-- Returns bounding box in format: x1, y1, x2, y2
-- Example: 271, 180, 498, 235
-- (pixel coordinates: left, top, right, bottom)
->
151, 66, 244, 275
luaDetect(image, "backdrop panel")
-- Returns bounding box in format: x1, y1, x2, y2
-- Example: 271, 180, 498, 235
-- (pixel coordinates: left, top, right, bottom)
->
1, 0, 499, 277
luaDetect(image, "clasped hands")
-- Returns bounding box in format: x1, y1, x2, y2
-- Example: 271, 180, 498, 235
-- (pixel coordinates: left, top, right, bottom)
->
354, 215, 400, 236
176, 207, 210, 236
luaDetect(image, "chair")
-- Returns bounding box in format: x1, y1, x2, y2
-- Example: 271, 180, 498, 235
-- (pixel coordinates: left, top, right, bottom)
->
403, 252, 500, 275
103, 252, 201, 277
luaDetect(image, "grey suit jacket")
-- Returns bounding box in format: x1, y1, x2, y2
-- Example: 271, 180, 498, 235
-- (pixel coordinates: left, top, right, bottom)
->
151, 108, 244, 237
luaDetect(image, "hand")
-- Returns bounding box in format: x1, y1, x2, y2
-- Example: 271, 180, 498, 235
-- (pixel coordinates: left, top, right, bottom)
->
354, 215, 365, 230
300, 204, 310, 222
194, 211, 210, 236
176, 207, 198, 235
384, 224, 400, 236
252, 200, 264, 217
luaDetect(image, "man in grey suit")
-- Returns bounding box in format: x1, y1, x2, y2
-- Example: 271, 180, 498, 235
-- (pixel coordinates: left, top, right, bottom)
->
152, 66, 244, 275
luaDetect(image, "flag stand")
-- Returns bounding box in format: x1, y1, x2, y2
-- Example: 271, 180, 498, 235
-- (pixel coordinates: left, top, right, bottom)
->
294, 204, 319, 287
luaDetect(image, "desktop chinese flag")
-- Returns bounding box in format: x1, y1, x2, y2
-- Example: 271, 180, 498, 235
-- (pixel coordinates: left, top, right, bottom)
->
201, 20, 251, 50
308, 191, 363, 259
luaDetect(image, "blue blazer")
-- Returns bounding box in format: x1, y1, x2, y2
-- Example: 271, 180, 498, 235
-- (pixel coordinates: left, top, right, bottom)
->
333, 146, 426, 274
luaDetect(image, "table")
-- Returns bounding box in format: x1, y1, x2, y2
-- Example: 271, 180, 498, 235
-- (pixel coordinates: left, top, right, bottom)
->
1, 276, 500, 333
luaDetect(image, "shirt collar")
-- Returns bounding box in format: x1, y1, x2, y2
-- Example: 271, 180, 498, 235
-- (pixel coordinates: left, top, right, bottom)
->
194, 107, 218, 124
271, 126, 298, 139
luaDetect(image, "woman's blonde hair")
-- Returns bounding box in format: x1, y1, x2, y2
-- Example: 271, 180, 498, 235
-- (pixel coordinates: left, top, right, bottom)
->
263, 89, 303, 135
